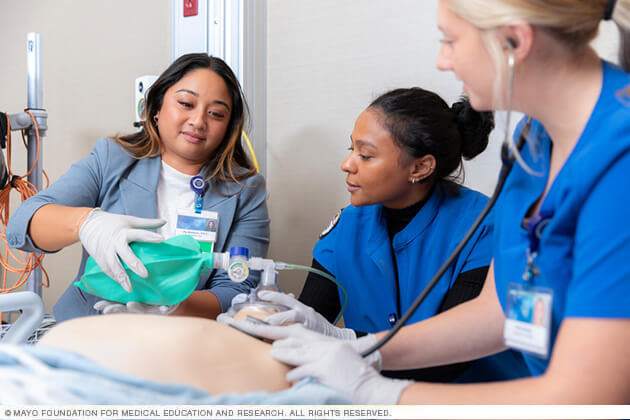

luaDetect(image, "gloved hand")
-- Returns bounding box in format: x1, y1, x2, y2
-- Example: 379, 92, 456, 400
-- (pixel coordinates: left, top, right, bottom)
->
256, 290, 356, 339
351, 333, 382, 371
94, 300, 179, 315
217, 310, 383, 370
217, 292, 355, 340
78, 208, 165, 292
271, 329, 412, 404
230, 292, 249, 306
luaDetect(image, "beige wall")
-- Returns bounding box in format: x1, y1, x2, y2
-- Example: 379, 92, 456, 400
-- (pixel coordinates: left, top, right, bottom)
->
266, 0, 480, 294
0, 1, 170, 311
265, 2, 621, 296
1, 1, 620, 313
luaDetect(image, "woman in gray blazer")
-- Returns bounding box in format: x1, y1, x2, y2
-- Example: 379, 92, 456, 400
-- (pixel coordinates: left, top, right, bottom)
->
6, 53, 270, 322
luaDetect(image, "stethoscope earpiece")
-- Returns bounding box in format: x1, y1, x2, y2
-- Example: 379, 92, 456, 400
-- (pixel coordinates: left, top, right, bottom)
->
505, 37, 518, 50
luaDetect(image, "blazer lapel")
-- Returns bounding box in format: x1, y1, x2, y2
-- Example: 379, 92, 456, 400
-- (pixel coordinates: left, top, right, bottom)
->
204, 186, 237, 252
119, 158, 238, 251
119, 156, 161, 218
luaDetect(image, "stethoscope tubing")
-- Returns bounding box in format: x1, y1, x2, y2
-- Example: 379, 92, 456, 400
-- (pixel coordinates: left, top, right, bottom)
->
361, 119, 531, 358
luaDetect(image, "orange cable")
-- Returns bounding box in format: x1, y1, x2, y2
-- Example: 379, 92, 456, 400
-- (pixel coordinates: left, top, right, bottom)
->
0, 111, 49, 297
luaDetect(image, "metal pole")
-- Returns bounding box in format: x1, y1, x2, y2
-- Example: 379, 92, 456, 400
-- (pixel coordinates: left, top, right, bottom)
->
25, 32, 45, 296
27, 33, 42, 109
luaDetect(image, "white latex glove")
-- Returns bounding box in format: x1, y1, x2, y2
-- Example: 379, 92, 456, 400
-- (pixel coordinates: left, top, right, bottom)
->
271, 331, 412, 405
78, 208, 165, 292
256, 290, 356, 339
94, 300, 179, 315
351, 333, 383, 371
216, 312, 384, 370
230, 293, 249, 306
218, 310, 338, 342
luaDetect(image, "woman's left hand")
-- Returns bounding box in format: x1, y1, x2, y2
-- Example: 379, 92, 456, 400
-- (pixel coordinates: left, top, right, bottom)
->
271, 328, 412, 404
94, 300, 179, 315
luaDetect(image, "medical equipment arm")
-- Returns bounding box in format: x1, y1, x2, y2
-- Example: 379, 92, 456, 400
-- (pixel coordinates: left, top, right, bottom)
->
0, 291, 44, 344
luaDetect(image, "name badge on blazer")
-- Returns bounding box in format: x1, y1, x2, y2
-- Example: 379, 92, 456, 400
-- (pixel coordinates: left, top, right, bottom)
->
175, 208, 219, 250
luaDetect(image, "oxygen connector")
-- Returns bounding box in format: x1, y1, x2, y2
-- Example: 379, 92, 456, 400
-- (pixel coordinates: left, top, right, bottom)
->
220, 246, 289, 323
226, 246, 250, 283
246, 257, 277, 290
212, 247, 278, 287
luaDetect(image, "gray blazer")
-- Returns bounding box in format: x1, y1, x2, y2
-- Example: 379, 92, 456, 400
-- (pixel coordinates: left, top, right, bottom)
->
6, 138, 270, 322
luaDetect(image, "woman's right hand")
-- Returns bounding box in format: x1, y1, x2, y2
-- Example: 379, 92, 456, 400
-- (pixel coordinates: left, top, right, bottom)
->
217, 319, 383, 370
270, 328, 410, 404
257, 291, 357, 339
78, 208, 165, 292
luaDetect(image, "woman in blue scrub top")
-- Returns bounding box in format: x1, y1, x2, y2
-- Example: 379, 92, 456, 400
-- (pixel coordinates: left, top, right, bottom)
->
224, 87, 528, 383
226, 0, 630, 405
6, 54, 270, 322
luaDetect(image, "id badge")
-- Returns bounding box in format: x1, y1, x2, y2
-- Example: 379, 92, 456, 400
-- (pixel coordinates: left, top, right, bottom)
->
175, 209, 219, 250
504, 283, 552, 359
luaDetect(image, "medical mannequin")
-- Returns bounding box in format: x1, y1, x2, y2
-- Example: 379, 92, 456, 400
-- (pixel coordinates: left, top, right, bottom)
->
37, 314, 290, 394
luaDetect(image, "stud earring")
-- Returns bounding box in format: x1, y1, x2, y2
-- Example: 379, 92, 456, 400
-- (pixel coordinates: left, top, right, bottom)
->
411, 178, 416, 184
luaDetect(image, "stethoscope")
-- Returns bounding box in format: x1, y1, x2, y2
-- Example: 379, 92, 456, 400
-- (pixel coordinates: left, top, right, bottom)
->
361, 44, 533, 358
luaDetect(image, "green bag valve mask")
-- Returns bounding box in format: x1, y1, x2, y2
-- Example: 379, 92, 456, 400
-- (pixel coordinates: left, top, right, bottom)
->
75, 235, 214, 305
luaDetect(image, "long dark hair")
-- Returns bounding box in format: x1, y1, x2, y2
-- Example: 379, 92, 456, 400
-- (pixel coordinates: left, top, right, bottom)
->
369, 87, 494, 190
113, 53, 255, 192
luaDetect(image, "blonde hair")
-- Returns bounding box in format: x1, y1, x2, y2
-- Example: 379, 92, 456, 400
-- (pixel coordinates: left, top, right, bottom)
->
445, 0, 630, 76
444, 0, 630, 173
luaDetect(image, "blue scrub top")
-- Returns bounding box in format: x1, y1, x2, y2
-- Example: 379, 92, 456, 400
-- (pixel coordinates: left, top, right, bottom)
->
494, 61, 630, 376
314, 184, 529, 381
314, 184, 491, 332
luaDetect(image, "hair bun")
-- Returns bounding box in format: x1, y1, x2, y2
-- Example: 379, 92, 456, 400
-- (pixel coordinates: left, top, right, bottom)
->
451, 97, 494, 160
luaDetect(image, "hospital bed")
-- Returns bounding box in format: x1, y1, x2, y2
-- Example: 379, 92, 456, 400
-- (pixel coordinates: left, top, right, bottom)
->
0, 292, 348, 405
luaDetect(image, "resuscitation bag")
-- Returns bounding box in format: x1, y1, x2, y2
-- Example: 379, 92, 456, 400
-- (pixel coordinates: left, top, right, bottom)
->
74, 235, 214, 305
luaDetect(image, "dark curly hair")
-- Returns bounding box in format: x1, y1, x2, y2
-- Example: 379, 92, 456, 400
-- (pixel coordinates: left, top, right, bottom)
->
369, 87, 494, 189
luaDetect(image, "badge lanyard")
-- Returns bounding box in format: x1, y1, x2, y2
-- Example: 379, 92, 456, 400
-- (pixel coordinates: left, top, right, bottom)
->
503, 209, 554, 359
522, 210, 553, 283
190, 176, 207, 214
175, 176, 219, 253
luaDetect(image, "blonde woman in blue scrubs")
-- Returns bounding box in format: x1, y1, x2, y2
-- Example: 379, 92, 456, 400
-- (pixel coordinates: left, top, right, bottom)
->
228, 0, 630, 404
